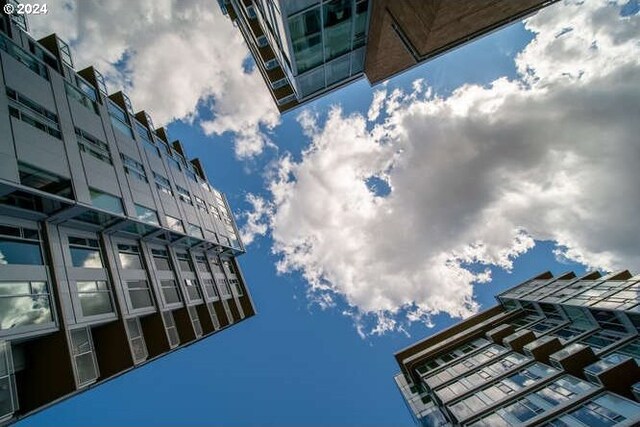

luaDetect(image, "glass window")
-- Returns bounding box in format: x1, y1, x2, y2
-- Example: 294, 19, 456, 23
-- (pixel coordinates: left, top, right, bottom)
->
166, 215, 184, 234
107, 100, 134, 139
134, 204, 159, 226
184, 279, 202, 301
154, 173, 173, 196
76, 127, 112, 164
0, 281, 52, 330
152, 249, 172, 271
175, 252, 193, 272
0, 34, 48, 79
127, 280, 153, 309
89, 189, 124, 215
176, 186, 192, 205
68, 236, 103, 268
121, 154, 148, 182
203, 279, 218, 299
187, 223, 204, 239
323, 0, 352, 61
289, 7, 323, 73
76, 281, 113, 317
0, 230, 42, 265
160, 280, 181, 305
18, 163, 73, 199
65, 82, 98, 114
6, 87, 61, 138
118, 244, 143, 269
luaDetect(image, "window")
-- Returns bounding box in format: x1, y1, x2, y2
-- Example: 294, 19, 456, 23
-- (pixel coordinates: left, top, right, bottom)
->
230, 279, 243, 296
176, 186, 193, 205
89, 189, 124, 215
154, 173, 173, 196
187, 223, 203, 239
70, 327, 98, 387
194, 196, 207, 212
76, 280, 113, 317
69, 236, 103, 268
546, 393, 640, 427
65, 81, 98, 114
264, 58, 279, 70
134, 121, 160, 157
167, 156, 181, 171
203, 279, 218, 299
76, 127, 111, 164
256, 35, 268, 48
219, 279, 232, 298
271, 77, 289, 89
0, 34, 48, 79
152, 249, 172, 271
126, 318, 148, 363
165, 215, 184, 234
118, 244, 143, 269
0, 341, 18, 421
107, 100, 133, 138
74, 75, 97, 102
18, 163, 73, 199
184, 279, 202, 301
121, 154, 148, 182
195, 255, 210, 273
0, 281, 52, 330
134, 204, 159, 226
160, 280, 181, 305
162, 311, 179, 348
288, 7, 322, 73
6, 87, 61, 138
176, 252, 193, 272
0, 225, 43, 265
126, 280, 153, 310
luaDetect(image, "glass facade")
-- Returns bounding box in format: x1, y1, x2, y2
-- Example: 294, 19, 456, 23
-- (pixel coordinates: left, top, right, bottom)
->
395, 273, 640, 427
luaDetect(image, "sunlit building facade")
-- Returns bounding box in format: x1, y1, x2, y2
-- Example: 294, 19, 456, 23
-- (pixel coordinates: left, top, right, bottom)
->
394, 270, 640, 426
0, 6, 255, 424
219, 0, 558, 112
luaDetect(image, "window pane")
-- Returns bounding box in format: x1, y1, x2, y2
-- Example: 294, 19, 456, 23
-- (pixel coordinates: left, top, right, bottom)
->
135, 204, 159, 226
289, 8, 323, 73
18, 163, 72, 199
70, 247, 103, 268
129, 289, 153, 309
162, 286, 181, 304
90, 189, 124, 215
0, 239, 43, 265
119, 252, 143, 270
154, 256, 172, 271
79, 292, 113, 316
0, 295, 52, 329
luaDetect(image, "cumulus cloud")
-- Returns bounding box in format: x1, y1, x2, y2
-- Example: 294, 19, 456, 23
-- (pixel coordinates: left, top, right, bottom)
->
28, 0, 279, 158
242, 0, 640, 335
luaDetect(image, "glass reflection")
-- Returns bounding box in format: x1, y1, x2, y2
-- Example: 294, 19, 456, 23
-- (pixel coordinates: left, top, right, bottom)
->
0, 295, 52, 329
0, 239, 43, 265
70, 247, 103, 268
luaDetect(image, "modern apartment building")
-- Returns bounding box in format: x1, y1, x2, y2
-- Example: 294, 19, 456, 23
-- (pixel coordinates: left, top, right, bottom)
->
0, 6, 255, 424
394, 271, 640, 426
219, 0, 558, 112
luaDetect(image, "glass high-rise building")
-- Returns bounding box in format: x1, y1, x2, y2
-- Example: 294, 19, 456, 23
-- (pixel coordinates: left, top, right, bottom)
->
0, 6, 255, 424
219, 0, 558, 112
394, 270, 640, 426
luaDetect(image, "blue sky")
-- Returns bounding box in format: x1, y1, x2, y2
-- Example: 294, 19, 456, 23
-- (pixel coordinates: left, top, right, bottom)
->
19, 1, 640, 425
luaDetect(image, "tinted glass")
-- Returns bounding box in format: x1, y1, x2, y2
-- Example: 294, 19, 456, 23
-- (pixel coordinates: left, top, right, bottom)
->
129, 289, 153, 309
79, 292, 113, 316
0, 294, 52, 329
90, 189, 124, 215
70, 247, 103, 268
0, 239, 42, 265
119, 252, 142, 270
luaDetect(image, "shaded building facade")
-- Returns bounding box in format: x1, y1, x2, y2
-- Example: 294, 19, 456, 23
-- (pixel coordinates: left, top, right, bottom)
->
219, 0, 558, 112
394, 271, 640, 426
0, 6, 255, 424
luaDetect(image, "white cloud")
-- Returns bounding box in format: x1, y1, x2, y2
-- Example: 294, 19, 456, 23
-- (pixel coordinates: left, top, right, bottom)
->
28, 0, 279, 158
242, 0, 640, 335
